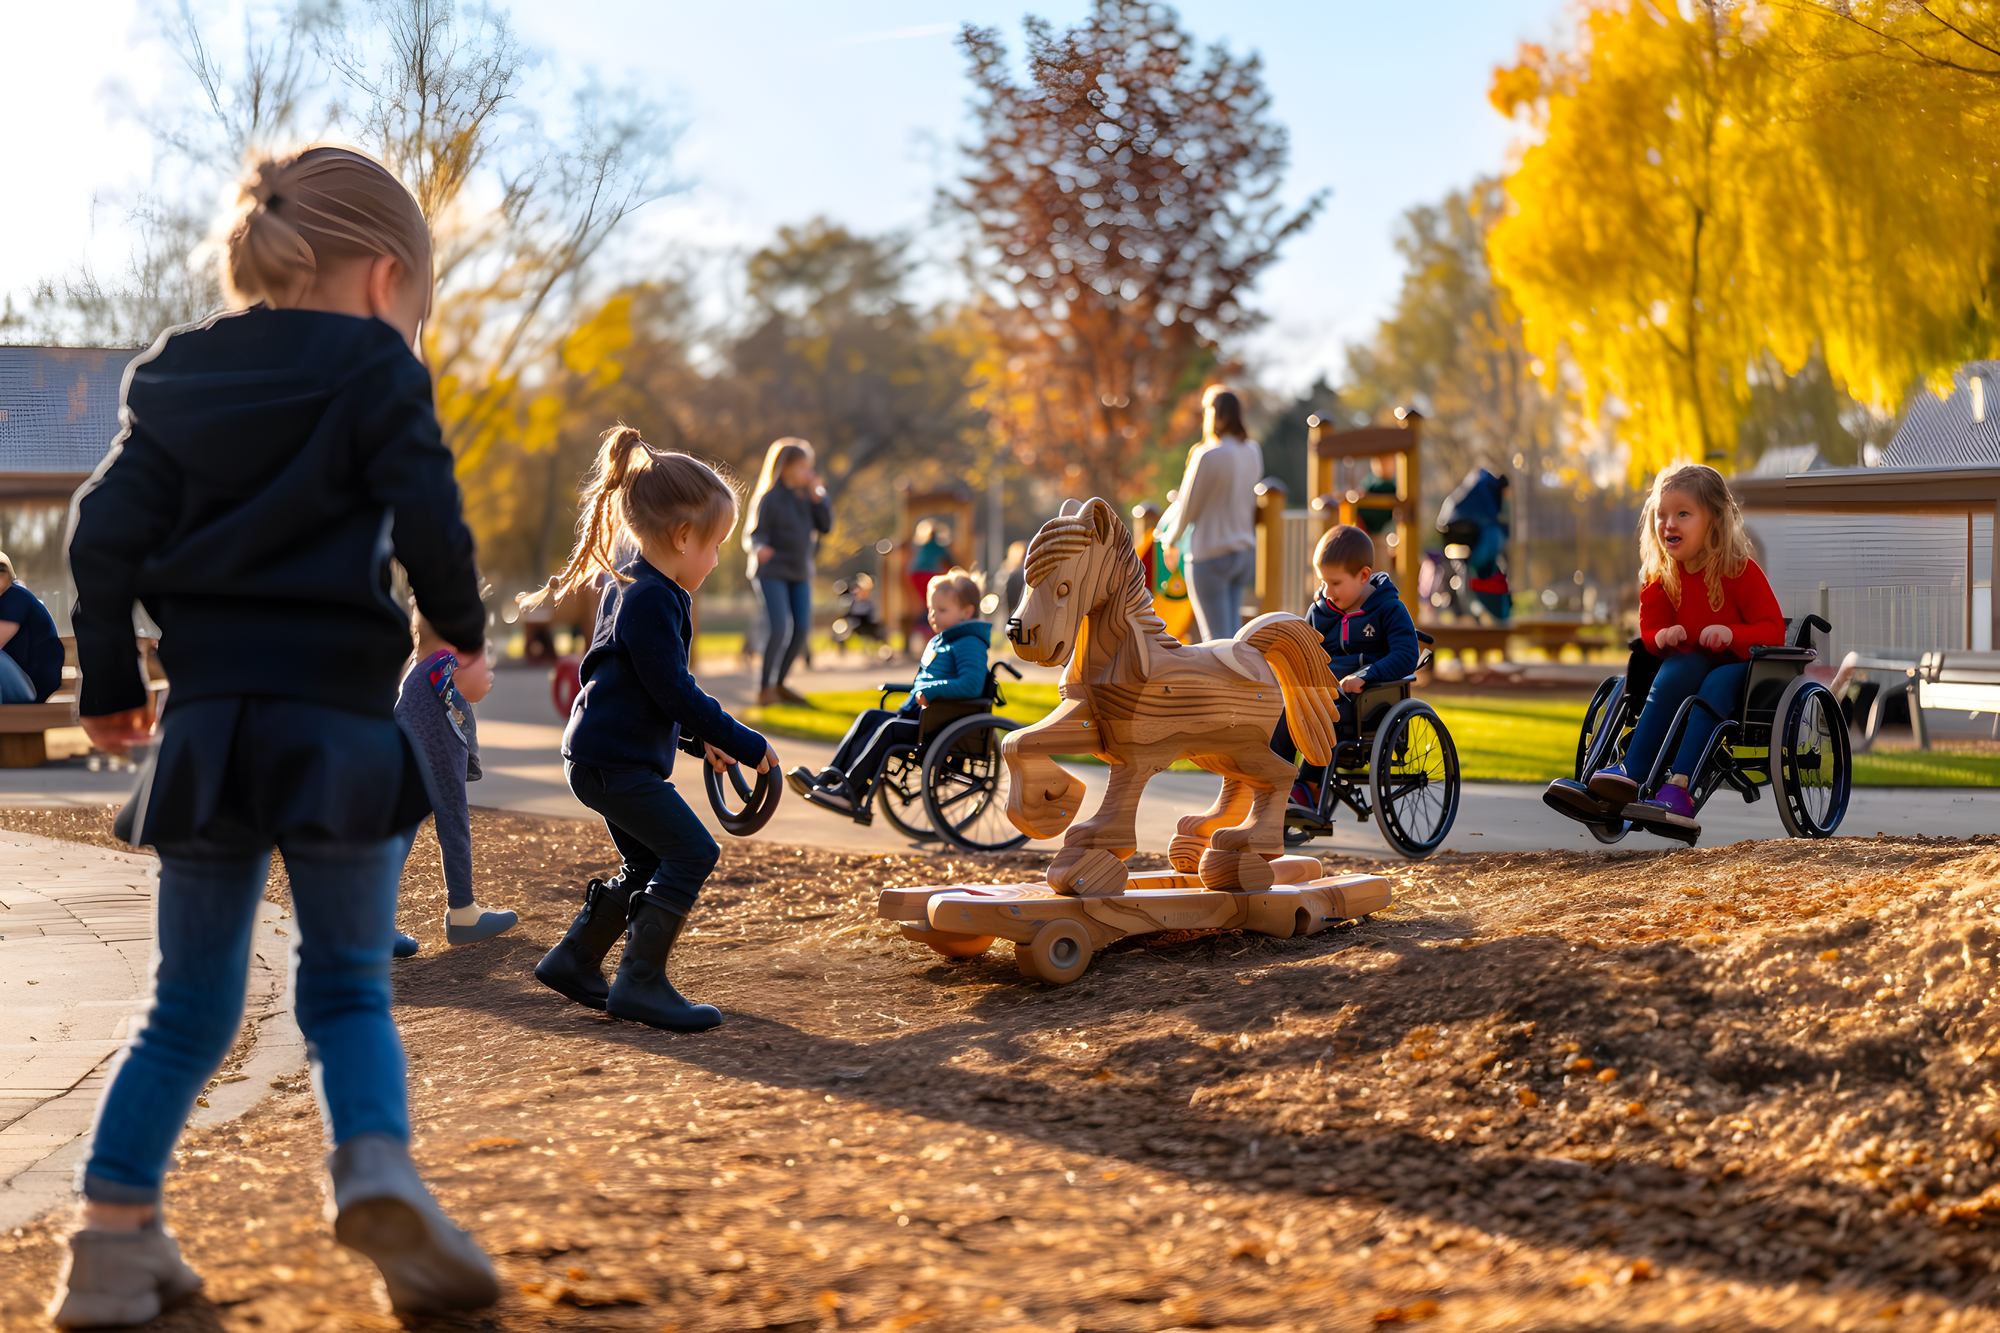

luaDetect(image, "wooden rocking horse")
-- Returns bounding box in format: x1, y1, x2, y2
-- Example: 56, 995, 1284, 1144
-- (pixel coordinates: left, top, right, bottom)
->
1002, 496, 1344, 896
871, 498, 1391, 985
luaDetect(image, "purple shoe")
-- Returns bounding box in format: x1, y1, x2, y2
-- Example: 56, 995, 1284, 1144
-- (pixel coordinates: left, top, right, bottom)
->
1587, 762, 1640, 804
1629, 782, 1699, 835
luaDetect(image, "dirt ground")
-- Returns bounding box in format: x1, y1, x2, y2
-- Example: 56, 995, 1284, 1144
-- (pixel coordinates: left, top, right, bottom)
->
6, 808, 2000, 1331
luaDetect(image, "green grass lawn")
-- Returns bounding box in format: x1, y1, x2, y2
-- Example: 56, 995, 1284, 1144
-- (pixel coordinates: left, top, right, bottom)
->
742, 688, 2000, 787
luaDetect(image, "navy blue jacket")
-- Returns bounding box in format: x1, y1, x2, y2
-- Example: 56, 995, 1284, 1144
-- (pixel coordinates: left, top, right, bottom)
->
0, 583, 64, 701
1437, 467, 1511, 537
564, 558, 765, 779
1309, 572, 1420, 684
69, 306, 485, 720
912, 620, 992, 700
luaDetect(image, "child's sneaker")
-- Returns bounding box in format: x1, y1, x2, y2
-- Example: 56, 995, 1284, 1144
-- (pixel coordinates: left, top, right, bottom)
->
49, 1220, 204, 1328
1587, 762, 1640, 804
1629, 782, 1699, 835
1544, 777, 1618, 823
445, 905, 519, 946
801, 785, 858, 814
784, 766, 818, 798
393, 932, 421, 959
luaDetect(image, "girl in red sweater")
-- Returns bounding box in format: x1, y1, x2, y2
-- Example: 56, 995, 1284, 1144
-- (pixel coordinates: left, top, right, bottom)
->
1564, 465, 1784, 836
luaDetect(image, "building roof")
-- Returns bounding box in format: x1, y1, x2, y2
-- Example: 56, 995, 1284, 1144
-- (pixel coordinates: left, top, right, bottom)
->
1882, 361, 2000, 467
1746, 444, 1828, 477
0, 346, 132, 478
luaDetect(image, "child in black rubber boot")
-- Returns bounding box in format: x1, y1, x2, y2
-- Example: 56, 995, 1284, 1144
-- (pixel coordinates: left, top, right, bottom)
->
521, 426, 776, 1032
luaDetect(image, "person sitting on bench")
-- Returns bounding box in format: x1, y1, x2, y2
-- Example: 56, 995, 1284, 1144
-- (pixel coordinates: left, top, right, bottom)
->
787, 571, 990, 814
0, 552, 64, 704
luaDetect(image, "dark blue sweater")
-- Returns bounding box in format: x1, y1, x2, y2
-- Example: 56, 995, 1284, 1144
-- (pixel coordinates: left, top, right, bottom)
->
1309, 572, 1420, 683
69, 306, 485, 719
564, 558, 765, 779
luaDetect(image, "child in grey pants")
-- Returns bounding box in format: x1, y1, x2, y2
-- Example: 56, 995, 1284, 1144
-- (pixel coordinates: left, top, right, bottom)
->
394, 611, 517, 949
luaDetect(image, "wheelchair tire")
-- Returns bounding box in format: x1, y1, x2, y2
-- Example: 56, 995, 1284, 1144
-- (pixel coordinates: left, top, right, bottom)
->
921, 714, 1029, 853
1576, 675, 1631, 843
1370, 699, 1460, 859
1774, 677, 1851, 839
875, 753, 938, 843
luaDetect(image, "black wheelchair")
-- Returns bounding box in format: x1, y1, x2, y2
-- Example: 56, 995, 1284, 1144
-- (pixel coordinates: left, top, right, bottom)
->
841, 661, 1028, 854
1553, 614, 1851, 846
1283, 630, 1462, 859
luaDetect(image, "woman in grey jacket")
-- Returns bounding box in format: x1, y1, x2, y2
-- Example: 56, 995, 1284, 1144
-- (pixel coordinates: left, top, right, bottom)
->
744, 437, 833, 704
1155, 388, 1264, 642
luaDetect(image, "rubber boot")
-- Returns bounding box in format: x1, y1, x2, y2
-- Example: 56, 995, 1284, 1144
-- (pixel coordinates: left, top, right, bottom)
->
328, 1133, 499, 1315
534, 878, 634, 1011
48, 1216, 203, 1329
605, 894, 722, 1032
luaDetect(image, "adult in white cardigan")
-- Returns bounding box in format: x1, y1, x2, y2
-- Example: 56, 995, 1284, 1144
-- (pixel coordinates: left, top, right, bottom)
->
1156, 387, 1263, 642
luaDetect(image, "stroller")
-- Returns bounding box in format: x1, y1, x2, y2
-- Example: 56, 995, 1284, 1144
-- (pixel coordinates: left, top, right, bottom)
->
830, 574, 890, 659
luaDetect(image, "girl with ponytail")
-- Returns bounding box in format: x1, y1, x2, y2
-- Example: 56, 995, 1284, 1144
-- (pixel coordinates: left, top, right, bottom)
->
58, 146, 497, 1324
525, 426, 776, 1035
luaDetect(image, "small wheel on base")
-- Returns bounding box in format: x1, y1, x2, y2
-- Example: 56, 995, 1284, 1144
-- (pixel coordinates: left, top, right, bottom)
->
1015, 918, 1093, 985
897, 925, 996, 958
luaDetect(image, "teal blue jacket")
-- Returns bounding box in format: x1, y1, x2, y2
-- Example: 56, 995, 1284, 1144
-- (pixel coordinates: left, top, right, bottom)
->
913, 620, 993, 700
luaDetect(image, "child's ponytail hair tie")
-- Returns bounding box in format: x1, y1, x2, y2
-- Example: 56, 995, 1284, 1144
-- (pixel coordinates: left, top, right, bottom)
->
519, 424, 741, 612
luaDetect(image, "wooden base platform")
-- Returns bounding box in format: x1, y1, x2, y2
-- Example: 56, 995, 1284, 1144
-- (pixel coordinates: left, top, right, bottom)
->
876, 855, 1392, 985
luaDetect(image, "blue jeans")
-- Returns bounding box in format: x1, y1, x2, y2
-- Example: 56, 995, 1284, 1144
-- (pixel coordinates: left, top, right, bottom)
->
83, 828, 419, 1202
1188, 547, 1256, 643
567, 761, 718, 917
0, 651, 36, 703
1617, 653, 1750, 786
756, 577, 813, 690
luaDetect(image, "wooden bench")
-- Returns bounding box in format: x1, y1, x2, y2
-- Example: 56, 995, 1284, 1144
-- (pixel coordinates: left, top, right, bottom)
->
0, 636, 163, 768
1422, 620, 1619, 660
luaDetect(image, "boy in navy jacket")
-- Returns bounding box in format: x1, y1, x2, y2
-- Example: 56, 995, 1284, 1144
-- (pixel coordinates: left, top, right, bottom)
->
788, 572, 990, 814
1272, 524, 1420, 803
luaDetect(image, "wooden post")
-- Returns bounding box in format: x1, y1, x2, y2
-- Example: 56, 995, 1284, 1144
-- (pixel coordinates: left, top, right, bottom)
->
1308, 409, 1423, 627
1254, 477, 1288, 614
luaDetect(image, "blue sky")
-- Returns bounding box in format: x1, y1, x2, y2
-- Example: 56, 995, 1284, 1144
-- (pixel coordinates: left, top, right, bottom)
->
1, 1, 1564, 392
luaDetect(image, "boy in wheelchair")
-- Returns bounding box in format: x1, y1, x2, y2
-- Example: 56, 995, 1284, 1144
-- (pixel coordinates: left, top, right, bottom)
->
1271, 524, 1420, 811
786, 571, 990, 815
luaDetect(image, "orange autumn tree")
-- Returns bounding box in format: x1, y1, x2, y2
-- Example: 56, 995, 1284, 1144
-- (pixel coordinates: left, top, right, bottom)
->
951, 0, 1321, 504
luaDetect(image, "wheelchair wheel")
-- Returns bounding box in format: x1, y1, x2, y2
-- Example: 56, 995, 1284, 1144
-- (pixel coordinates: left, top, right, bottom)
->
921, 714, 1028, 853
1774, 678, 1851, 839
876, 752, 937, 842
1370, 699, 1459, 859
1576, 676, 1631, 843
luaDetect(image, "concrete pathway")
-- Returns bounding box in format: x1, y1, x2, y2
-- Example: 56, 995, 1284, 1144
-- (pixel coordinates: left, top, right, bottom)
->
0, 831, 298, 1229
469, 658, 2000, 859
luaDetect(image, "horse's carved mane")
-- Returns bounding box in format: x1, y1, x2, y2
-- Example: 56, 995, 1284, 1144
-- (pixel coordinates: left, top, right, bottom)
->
1023, 501, 1180, 669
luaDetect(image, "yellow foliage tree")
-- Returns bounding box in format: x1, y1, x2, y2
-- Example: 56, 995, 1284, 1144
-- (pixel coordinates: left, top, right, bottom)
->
1489, 1, 2000, 479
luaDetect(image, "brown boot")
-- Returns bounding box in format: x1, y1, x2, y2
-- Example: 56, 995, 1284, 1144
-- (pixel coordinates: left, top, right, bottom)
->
755, 687, 784, 706
776, 684, 808, 705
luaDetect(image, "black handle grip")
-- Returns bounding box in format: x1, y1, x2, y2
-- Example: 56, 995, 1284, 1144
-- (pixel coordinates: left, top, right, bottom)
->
705, 758, 781, 837
995, 661, 1023, 680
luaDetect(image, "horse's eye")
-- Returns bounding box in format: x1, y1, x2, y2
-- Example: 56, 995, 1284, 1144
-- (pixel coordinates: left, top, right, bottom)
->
1057, 581, 1071, 598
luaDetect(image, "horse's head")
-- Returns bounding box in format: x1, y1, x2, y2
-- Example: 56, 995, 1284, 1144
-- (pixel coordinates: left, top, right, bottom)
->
1005, 497, 1127, 667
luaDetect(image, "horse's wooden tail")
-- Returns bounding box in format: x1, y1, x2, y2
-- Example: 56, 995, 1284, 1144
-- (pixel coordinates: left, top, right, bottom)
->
1240, 612, 1343, 767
